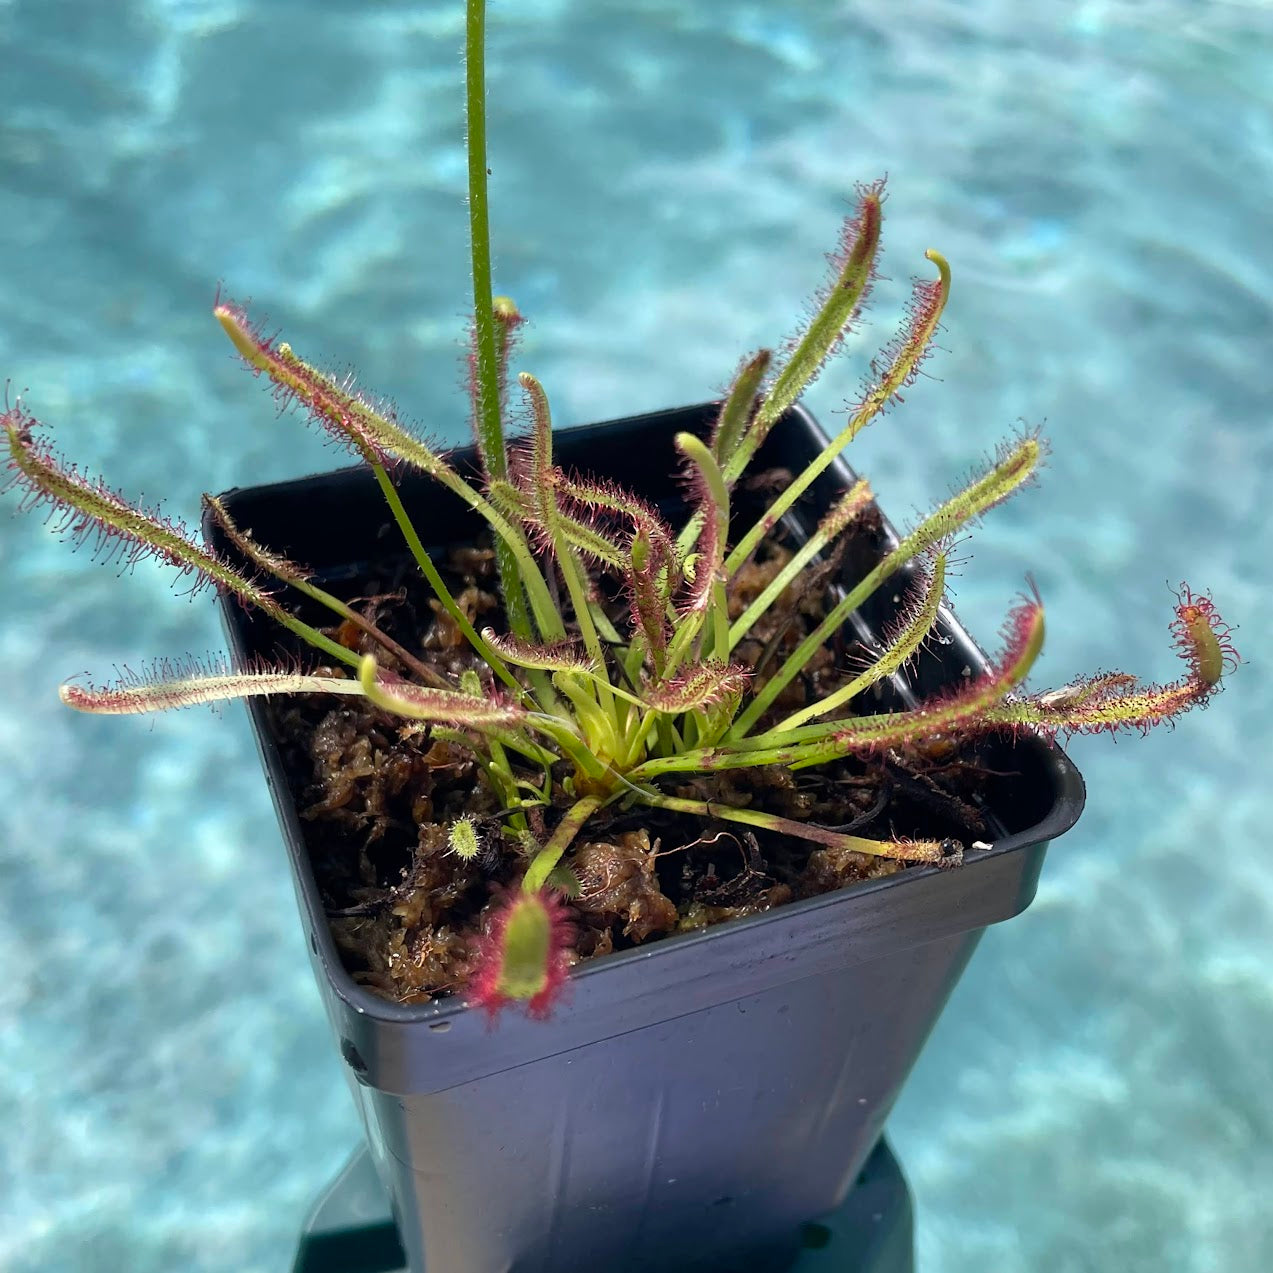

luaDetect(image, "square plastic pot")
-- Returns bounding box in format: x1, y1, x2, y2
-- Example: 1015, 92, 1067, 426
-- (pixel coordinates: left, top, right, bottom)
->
210, 403, 1085, 1273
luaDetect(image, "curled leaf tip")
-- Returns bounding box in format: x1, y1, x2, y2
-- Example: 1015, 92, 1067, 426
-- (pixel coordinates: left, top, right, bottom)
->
1170, 584, 1238, 690
924, 248, 951, 288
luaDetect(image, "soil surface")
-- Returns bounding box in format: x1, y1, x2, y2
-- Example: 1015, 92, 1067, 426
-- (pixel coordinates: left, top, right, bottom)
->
265, 487, 1005, 1004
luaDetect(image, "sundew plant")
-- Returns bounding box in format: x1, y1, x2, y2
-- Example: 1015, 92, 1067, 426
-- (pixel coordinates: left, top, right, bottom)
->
1, 1, 1236, 1016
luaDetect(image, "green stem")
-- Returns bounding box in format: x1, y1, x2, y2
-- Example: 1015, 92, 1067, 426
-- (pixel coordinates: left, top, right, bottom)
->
554, 672, 623, 761
522, 795, 604, 893
496, 543, 536, 641
730, 435, 1039, 736
277, 576, 451, 687
370, 461, 523, 694
273, 613, 369, 674
726, 479, 871, 654
628, 789, 947, 862
633, 598, 1045, 778
466, 0, 537, 645
466, 0, 502, 476
525, 714, 610, 783
431, 724, 557, 773
769, 550, 947, 733
663, 434, 729, 672
519, 373, 612, 707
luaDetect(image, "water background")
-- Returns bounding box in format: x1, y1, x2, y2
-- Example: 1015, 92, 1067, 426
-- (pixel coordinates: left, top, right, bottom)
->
1, 1, 1269, 1269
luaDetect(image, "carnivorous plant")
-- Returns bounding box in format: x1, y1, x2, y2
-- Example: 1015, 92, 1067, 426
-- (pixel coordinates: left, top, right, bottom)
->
1, 0, 1236, 1016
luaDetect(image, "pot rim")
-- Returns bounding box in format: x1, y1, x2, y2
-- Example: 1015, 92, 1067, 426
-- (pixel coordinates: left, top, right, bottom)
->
211, 402, 1085, 1034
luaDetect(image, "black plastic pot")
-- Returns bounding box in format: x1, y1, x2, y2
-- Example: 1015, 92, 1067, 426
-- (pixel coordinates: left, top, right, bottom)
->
211, 403, 1085, 1273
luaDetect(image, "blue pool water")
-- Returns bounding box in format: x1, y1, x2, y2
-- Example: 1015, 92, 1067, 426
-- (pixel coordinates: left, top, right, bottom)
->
1, 2, 1269, 1269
